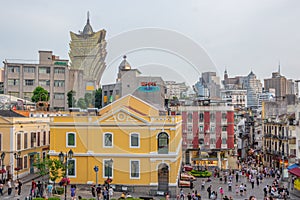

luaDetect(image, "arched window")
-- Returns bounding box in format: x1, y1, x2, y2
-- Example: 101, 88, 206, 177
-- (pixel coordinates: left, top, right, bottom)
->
158, 132, 169, 154
103, 132, 113, 148
66, 132, 76, 147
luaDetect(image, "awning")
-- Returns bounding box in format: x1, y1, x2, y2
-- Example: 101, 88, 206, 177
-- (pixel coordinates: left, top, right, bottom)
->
287, 163, 299, 170
288, 167, 300, 177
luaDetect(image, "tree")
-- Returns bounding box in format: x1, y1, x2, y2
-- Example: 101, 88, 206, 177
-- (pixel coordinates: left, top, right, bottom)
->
94, 88, 102, 109
77, 98, 87, 109
84, 92, 94, 108
31, 86, 49, 103
67, 90, 76, 108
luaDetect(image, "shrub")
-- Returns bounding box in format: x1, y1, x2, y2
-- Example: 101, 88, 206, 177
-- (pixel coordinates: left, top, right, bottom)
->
49, 198, 61, 200
190, 170, 212, 177
53, 187, 64, 195
33, 198, 45, 200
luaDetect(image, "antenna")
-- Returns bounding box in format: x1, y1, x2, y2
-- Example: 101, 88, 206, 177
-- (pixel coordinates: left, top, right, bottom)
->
278, 60, 281, 74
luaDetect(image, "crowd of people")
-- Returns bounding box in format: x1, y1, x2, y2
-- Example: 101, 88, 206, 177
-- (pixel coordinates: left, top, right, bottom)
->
176, 154, 291, 200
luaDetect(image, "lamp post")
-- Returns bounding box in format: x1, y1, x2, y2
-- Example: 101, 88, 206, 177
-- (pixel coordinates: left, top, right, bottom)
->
59, 149, 74, 200
0, 152, 5, 183
105, 159, 113, 190
281, 154, 284, 181
14, 152, 21, 179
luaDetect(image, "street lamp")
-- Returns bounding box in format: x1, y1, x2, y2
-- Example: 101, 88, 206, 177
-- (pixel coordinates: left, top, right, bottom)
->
105, 159, 113, 195
59, 149, 74, 200
0, 152, 5, 183
14, 152, 21, 179
281, 154, 285, 181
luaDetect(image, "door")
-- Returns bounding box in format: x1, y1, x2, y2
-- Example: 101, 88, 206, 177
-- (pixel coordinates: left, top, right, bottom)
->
29, 155, 35, 174
158, 163, 169, 191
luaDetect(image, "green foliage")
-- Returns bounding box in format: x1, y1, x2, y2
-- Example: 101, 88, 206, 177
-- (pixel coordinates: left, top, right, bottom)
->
48, 197, 61, 200
77, 98, 87, 109
190, 170, 212, 177
49, 158, 65, 182
53, 187, 64, 195
33, 198, 45, 200
84, 92, 95, 108
94, 88, 102, 108
67, 90, 77, 108
31, 86, 49, 102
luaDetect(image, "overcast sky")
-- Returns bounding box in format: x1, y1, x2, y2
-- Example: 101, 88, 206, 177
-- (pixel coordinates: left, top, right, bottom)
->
1, 0, 299, 86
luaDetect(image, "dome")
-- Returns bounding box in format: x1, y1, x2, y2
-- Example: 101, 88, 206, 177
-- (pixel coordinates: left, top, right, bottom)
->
82, 12, 94, 35
119, 55, 131, 70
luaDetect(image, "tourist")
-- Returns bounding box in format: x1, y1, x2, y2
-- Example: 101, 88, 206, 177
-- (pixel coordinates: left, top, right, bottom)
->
70, 184, 76, 200
7, 178, 12, 195
207, 185, 212, 199
47, 183, 53, 197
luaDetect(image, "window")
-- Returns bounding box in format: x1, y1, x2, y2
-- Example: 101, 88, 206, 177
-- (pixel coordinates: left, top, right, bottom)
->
54, 93, 64, 100
158, 132, 169, 154
42, 151, 46, 160
68, 159, 76, 177
130, 133, 140, 148
54, 68, 65, 74
43, 131, 46, 145
39, 80, 50, 86
222, 138, 227, 144
187, 113, 193, 123
17, 133, 22, 150
31, 132, 36, 148
24, 156, 28, 169
103, 133, 113, 147
210, 112, 215, 121
54, 80, 65, 87
66, 132, 76, 147
104, 159, 113, 178
36, 132, 40, 146
199, 112, 204, 122
24, 79, 34, 86
222, 112, 227, 120
130, 160, 140, 179
210, 138, 216, 144
210, 125, 215, 133
8, 79, 19, 86
222, 126, 227, 132
199, 126, 204, 132
7, 66, 20, 73
188, 125, 192, 133
24, 66, 35, 73
39, 67, 50, 74
24, 133, 28, 149
17, 157, 23, 170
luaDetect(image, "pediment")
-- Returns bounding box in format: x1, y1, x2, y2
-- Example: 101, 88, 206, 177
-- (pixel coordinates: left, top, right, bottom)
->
98, 108, 149, 124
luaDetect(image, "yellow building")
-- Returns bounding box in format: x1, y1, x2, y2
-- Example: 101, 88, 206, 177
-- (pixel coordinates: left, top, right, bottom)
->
49, 95, 182, 195
0, 110, 50, 180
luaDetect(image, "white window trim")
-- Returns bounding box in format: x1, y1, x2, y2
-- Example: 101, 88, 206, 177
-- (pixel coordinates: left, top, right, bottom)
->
103, 132, 113, 148
67, 158, 76, 178
130, 159, 140, 179
23, 132, 29, 150
23, 155, 28, 169
66, 132, 76, 148
103, 159, 114, 178
130, 132, 140, 148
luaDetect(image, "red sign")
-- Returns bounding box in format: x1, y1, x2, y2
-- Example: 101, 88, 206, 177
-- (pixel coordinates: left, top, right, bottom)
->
141, 82, 156, 86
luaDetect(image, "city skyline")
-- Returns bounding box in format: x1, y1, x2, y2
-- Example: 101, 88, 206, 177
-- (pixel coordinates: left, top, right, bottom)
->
1, 0, 300, 86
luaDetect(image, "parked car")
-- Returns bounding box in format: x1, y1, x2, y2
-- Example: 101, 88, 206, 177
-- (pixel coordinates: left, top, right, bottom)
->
180, 173, 196, 181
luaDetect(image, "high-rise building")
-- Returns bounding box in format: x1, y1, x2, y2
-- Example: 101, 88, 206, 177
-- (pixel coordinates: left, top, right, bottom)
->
245, 71, 262, 108
165, 81, 189, 100
194, 72, 221, 99
68, 12, 107, 98
3, 51, 69, 110
264, 70, 297, 99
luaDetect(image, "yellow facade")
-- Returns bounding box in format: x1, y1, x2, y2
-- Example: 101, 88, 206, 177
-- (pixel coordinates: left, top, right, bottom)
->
0, 115, 50, 180
50, 95, 182, 192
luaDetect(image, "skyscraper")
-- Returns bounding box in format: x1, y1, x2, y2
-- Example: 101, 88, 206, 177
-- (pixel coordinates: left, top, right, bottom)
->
68, 12, 107, 98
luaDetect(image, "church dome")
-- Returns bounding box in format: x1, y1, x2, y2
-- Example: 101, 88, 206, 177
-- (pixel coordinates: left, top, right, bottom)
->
119, 55, 131, 70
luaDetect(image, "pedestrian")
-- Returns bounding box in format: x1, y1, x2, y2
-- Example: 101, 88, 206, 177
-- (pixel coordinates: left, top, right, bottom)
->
165, 192, 170, 200
207, 185, 212, 199
187, 192, 192, 200
243, 183, 247, 196
14, 179, 19, 196
219, 187, 224, 199
0, 181, 3, 195
91, 184, 96, 197
70, 184, 76, 200
17, 179, 22, 196
180, 188, 185, 200
201, 180, 205, 190
223, 195, 229, 200
109, 186, 114, 199
210, 191, 217, 200
235, 171, 239, 182
47, 183, 53, 197
228, 180, 232, 192
256, 175, 260, 186
239, 183, 243, 196
96, 184, 102, 199
235, 184, 239, 195
250, 177, 254, 189
37, 180, 42, 197
7, 178, 12, 195
31, 179, 37, 197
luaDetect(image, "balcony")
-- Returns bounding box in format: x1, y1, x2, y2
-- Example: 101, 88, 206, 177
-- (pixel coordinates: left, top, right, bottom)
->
264, 133, 272, 138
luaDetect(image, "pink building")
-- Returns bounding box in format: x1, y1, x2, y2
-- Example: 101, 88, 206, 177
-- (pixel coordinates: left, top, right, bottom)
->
171, 104, 234, 152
